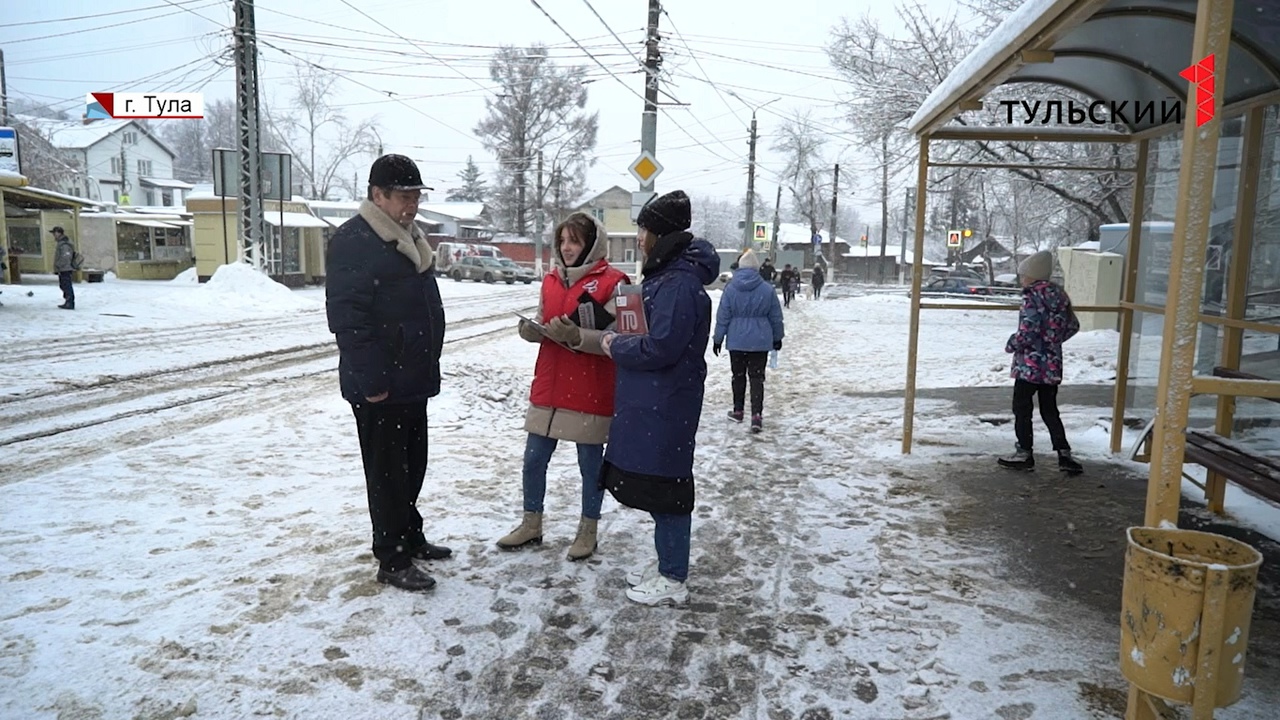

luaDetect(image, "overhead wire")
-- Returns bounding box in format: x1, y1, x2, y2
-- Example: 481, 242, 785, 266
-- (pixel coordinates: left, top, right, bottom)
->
0, 1, 212, 29
2, 0, 224, 44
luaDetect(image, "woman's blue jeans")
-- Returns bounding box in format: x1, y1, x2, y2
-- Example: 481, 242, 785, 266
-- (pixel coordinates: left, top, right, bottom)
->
522, 433, 605, 519
651, 512, 691, 582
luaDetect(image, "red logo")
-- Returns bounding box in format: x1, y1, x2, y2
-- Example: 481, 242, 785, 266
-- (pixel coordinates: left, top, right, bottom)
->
1180, 54, 1215, 127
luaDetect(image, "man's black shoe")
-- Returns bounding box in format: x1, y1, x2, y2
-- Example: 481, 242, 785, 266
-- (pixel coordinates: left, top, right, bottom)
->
376, 564, 436, 592
411, 542, 452, 561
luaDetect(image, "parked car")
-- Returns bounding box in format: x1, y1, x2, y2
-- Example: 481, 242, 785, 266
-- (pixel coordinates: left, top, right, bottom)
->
915, 276, 993, 297
496, 258, 536, 284
451, 256, 517, 284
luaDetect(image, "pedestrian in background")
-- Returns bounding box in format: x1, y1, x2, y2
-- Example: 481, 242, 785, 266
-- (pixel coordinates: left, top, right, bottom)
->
998, 250, 1084, 475
779, 263, 797, 308
598, 189, 718, 606
712, 249, 784, 433
326, 155, 449, 593
51, 227, 77, 310
811, 262, 825, 300
497, 211, 629, 560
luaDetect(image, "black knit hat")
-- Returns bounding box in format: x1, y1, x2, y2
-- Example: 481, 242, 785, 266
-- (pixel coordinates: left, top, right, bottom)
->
368, 154, 434, 191
636, 189, 691, 237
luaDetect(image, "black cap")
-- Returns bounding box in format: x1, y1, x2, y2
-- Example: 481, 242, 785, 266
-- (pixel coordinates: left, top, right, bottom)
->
636, 189, 691, 237
49, 226, 64, 234
368, 154, 434, 191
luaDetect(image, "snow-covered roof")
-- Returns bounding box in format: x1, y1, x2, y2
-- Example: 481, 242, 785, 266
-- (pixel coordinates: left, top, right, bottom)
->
909, 0, 1280, 136
16, 115, 177, 158
2, 184, 102, 208
907, 0, 1074, 135
420, 202, 486, 220
761, 222, 853, 248
140, 177, 193, 190
0, 169, 29, 187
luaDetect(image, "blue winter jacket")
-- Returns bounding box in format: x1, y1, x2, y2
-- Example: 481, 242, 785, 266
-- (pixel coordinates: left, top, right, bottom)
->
606, 236, 719, 478
714, 267, 784, 352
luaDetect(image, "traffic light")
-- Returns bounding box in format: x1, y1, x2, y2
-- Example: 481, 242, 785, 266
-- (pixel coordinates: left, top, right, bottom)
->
962, 228, 973, 238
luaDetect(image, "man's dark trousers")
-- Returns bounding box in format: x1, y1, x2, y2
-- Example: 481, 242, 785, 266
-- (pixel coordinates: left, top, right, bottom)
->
352, 399, 428, 572
1012, 379, 1069, 452
58, 271, 75, 307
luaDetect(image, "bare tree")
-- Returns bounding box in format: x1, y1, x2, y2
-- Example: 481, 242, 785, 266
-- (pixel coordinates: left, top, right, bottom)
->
827, 1, 1136, 249
475, 44, 598, 235
690, 195, 742, 249
772, 110, 831, 237
262, 60, 382, 200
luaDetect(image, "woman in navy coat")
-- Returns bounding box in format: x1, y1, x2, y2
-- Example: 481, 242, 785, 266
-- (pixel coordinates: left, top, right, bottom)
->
599, 190, 718, 606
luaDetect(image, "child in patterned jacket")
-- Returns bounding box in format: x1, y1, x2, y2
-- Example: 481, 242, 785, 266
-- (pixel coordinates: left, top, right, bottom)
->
998, 250, 1083, 474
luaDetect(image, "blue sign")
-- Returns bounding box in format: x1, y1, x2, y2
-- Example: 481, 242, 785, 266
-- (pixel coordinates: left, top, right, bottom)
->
0, 127, 18, 174
811, 232, 822, 245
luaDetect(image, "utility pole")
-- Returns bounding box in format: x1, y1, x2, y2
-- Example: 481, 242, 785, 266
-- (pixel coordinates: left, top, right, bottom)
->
0, 49, 9, 126
770, 185, 782, 263
552, 164, 561, 229
742, 113, 758, 250
637, 0, 661, 277
234, 0, 265, 270
878, 134, 890, 284
900, 187, 913, 284
828, 163, 839, 280
949, 174, 959, 267
119, 144, 127, 205
535, 150, 544, 275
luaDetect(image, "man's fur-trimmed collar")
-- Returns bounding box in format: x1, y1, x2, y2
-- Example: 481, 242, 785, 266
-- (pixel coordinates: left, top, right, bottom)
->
359, 199, 435, 273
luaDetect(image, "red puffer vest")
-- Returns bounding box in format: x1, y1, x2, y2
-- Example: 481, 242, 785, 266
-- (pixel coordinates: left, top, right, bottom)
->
529, 259, 629, 416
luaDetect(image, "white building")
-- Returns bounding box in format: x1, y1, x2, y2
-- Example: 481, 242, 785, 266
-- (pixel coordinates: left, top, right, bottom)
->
418, 202, 492, 239
17, 115, 192, 208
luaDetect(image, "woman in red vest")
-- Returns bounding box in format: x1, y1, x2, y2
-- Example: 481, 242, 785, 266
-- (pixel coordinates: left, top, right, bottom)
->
496, 211, 630, 560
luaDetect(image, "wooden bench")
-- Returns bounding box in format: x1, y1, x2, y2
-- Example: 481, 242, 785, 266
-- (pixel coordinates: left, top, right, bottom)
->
1187, 366, 1280, 510
1183, 428, 1280, 506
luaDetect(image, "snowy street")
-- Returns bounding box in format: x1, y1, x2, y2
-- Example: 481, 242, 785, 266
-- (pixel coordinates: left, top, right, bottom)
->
2, 275, 1277, 719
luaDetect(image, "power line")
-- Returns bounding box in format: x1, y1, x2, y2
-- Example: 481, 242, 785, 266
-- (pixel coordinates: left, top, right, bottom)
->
0, 0, 211, 28
2, 0, 224, 44
659, 8, 744, 125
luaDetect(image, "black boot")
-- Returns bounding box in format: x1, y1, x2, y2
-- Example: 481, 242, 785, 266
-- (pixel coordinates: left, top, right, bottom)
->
411, 541, 452, 560
376, 564, 436, 592
1057, 450, 1083, 476
997, 446, 1034, 470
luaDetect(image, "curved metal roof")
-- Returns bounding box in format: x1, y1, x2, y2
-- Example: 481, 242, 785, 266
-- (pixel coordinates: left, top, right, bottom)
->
908, 0, 1280, 136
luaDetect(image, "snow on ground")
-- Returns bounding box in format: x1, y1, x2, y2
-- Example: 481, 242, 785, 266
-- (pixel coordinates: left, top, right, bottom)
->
1, 276, 1277, 719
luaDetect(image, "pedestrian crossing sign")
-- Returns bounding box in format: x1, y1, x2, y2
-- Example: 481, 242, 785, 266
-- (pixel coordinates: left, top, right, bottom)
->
754, 222, 767, 240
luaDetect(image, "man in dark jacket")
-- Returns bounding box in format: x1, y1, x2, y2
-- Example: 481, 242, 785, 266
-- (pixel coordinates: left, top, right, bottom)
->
326, 155, 448, 592
778, 264, 797, 308
811, 262, 825, 300
599, 189, 718, 606
758, 257, 776, 284
52, 227, 76, 310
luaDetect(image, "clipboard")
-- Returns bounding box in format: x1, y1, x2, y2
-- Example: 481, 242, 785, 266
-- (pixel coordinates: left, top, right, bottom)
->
515, 312, 576, 351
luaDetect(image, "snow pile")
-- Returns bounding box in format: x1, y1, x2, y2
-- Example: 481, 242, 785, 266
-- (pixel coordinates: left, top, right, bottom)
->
169, 267, 199, 284
189, 263, 318, 312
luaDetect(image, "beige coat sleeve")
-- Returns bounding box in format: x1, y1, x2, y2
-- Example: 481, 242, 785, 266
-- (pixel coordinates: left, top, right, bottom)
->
517, 284, 547, 343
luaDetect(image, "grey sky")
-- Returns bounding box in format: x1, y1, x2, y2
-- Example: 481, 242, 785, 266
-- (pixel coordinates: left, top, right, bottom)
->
1, 0, 973, 216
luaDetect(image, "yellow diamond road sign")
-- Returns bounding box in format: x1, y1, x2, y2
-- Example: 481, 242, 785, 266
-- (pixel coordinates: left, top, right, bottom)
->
628, 151, 663, 185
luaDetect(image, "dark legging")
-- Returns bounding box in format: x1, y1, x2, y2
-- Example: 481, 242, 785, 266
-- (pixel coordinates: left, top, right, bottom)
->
1012, 379, 1070, 452
730, 350, 768, 416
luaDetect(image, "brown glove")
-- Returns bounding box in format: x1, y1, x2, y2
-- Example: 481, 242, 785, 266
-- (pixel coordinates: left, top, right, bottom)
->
517, 319, 543, 343
543, 315, 582, 346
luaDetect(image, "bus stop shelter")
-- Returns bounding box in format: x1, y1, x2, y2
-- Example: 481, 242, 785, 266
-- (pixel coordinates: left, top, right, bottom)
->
899, 0, 1279, 716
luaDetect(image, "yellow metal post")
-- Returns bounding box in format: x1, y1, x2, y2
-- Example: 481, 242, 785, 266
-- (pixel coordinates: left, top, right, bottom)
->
1131, 0, 1235, 716
1208, 106, 1265, 511
1112, 139, 1150, 454
902, 135, 930, 454
1141, 0, 1234, 528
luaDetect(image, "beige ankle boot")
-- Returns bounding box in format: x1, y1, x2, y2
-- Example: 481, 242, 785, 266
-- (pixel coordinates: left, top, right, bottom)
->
566, 516, 598, 561
496, 511, 543, 549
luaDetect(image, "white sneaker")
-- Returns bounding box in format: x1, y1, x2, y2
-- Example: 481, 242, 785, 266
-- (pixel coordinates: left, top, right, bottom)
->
625, 572, 689, 605
626, 561, 658, 587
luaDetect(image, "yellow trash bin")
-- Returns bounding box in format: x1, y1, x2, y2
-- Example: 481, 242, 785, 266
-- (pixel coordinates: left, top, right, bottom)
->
1120, 526, 1263, 708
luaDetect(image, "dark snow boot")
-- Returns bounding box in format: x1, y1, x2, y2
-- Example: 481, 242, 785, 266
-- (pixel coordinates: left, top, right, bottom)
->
376, 564, 436, 592
728, 409, 744, 423
750, 415, 762, 434
1057, 450, 1083, 476
997, 446, 1034, 471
